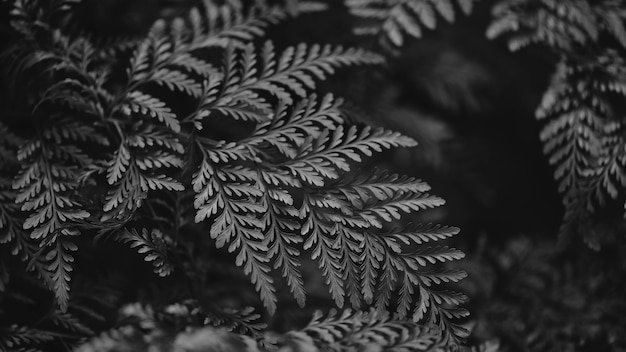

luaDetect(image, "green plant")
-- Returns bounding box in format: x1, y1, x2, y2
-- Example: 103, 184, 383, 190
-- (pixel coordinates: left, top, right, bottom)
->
0, 0, 472, 350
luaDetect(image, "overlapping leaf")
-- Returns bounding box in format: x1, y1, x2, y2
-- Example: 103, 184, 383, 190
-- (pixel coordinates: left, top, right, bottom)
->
301, 171, 468, 342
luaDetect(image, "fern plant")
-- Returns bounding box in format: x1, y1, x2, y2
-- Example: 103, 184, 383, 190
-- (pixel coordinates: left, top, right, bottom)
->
487, 0, 626, 248
345, 0, 476, 51
0, 0, 471, 350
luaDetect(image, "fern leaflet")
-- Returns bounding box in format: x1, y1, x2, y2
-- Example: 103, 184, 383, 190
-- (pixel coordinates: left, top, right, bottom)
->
11, 124, 95, 310
117, 228, 174, 277
102, 124, 184, 221
283, 309, 447, 351
301, 171, 468, 342
346, 0, 476, 49
190, 41, 382, 126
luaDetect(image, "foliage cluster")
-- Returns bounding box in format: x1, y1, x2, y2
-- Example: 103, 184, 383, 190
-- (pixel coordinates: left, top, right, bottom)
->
345, 0, 476, 50
2, 0, 626, 351
488, 0, 626, 248
0, 0, 476, 351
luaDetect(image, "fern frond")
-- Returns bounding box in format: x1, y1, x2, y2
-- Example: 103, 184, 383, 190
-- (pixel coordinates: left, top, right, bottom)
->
103, 124, 184, 221
35, 37, 112, 118
282, 309, 447, 351
346, 0, 476, 49
125, 91, 181, 133
258, 175, 307, 307
126, 21, 214, 88
185, 0, 327, 50
192, 153, 276, 313
595, 0, 626, 48
190, 41, 382, 125
300, 169, 466, 342
411, 246, 465, 266
489, 0, 626, 246
205, 306, 267, 336
10, 124, 96, 310
117, 228, 174, 277
204, 94, 343, 163
43, 237, 77, 312
2, 3, 472, 348
0, 326, 55, 351
285, 125, 417, 187
113, 21, 217, 133
189, 85, 456, 322
536, 52, 626, 247
486, 0, 626, 51
49, 310, 94, 336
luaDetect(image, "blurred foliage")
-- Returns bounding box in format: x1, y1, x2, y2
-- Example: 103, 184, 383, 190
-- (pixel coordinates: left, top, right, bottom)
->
488, 0, 626, 248
463, 237, 626, 352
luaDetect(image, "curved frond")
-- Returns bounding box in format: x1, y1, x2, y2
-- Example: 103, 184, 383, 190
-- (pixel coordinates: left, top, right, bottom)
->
282, 309, 447, 351
487, 0, 626, 51
117, 228, 174, 277
346, 0, 476, 50
190, 41, 383, 125
187, 0, 328, 50
536, 52, 626, 247
300, 170, 467, 343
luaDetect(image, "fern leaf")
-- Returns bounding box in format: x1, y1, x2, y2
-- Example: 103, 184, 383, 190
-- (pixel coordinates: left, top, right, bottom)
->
258, 176, 307, 307
187, 0, 327, 50
347, 0, 476, 49
535, 52, 626, 246
255, 41, 384, 103
103, 125, 184, 220
151, 68, 202, 97
45, 238, 77, 312
282, 309, 446, 351
192, 42, 382, 126
342, 193, 446, 229
192, 152, 276, 313
118, 228, 174, 277
249, 95, 344, 159
0, 326, 55, 350
205, 94, 343, 164
9, 123, 96, 311
285, 126, 417, 187
410, 246, 465, 266
486, 0, 609, 51
49, 310, 94, 336
205, 306, 267, 337
125, 91, 180, 133
299, 167, 466, 342
420, 270, 468, 286
14, 139, 90, 239
301, 197, 346, 308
